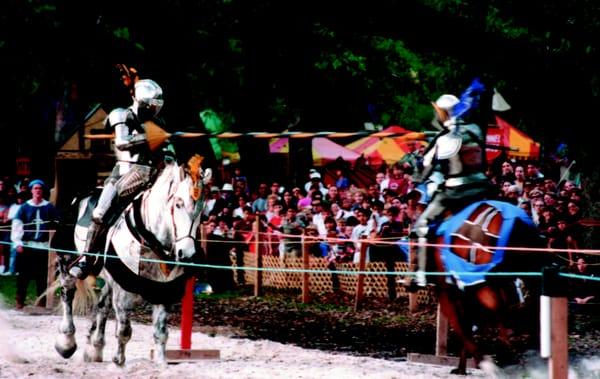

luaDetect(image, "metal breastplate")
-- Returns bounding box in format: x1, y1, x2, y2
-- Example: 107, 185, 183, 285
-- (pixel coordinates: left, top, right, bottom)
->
437, 123, 486, 183
112, 112, 155, 174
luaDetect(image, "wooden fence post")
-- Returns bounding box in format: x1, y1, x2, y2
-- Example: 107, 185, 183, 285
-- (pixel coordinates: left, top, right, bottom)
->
46, 249, 57, 309
541, 266, 569, 379
200, 223, 207, 253
550, 297, 568, 378
435, 302, 448, 356
253, 215, 262, 297
301, 235, 310, 303
354, 241, 368, 310
408, 242, 418, 313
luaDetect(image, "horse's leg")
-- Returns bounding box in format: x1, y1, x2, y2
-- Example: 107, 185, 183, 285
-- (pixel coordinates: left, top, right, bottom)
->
438, 290, 482, 375
152, 304, 169, 365
111, 287, 134, 366
476, 286, 516, 367
55, 256, 78, 359
83, 281, 112, 362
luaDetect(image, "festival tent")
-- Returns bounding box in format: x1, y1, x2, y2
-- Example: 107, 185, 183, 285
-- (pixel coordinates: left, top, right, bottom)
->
345, 125, 424, 167
359, 138, 410, 166
269, 137, 289, 153
345, 125, 412, 154
312, 137, 361, 167
486, 115, 541, 163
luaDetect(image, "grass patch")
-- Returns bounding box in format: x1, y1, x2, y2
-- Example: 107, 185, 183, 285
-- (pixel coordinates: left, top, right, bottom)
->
0, 275, 40, 307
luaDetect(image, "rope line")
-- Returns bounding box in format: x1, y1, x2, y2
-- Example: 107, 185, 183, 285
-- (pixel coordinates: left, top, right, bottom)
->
7, 225, 598, 255
3, 228, 600, 256
5, 239, 600, 281
558, 272, 600, 281
207, 230, 600, 256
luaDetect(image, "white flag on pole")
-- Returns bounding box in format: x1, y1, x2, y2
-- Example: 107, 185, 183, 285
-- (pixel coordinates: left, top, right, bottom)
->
492, 88, 511, 111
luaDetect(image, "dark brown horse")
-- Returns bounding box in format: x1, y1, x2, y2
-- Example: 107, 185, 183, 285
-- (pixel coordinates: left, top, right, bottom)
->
426, 200, 547, 374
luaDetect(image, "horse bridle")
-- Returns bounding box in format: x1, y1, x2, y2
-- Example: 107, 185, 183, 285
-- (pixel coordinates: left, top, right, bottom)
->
122, 165, 204, 260
167, 171, 204, 253
168, 194, 198, 247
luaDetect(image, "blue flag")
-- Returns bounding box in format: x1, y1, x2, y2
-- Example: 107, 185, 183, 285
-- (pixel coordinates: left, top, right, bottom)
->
453, 78, 486, 120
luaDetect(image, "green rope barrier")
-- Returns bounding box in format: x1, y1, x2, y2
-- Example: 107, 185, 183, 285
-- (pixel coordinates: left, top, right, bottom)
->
1, 240, 544, 277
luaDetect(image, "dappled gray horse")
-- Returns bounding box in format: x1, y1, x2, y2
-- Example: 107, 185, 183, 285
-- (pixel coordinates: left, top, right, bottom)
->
54, 155, 208, 365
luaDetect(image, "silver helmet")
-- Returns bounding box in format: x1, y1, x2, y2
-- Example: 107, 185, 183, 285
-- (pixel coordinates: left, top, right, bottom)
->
132, 79, 164, 120
432, 94, 459, 128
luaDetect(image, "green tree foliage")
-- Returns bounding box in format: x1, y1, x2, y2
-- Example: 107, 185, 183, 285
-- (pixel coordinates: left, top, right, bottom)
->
0, 0, 598, 210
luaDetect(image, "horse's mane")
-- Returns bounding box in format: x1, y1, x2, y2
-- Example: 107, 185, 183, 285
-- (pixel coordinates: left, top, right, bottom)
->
142, 163, 182, 227
152, 163, 180, 195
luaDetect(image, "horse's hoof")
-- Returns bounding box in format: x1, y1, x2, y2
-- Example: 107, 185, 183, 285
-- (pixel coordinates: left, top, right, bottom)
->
112, 355, 125, 367
157, 360, 168, 369
479, 357, 502, 377
450, 368, 467, 375
83, 345, 103, 362
495, 350, 520, 367
55, 342, 77, 359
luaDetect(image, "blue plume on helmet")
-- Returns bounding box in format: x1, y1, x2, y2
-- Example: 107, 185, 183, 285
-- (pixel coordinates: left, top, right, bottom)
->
452, 78, 486, 120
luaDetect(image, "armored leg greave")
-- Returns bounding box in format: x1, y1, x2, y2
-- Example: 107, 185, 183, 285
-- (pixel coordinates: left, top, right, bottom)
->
410, 220, 429, 287
115, 164, 152, 198
92, 181, 118, 224
69, 221, 102, 279
82, 221, 102, 257
411, 196, 446, 287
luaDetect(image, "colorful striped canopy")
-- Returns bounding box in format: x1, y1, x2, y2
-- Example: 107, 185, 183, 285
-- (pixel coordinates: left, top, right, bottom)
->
345, 125, 411, 154
486, 116, 540, 163
269, 137, 289, 153
312, 138, 361, 167
346, 125, 424, 166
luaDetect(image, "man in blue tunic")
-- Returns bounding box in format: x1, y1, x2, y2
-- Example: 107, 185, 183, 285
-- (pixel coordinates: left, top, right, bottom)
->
11, 179, 60, 309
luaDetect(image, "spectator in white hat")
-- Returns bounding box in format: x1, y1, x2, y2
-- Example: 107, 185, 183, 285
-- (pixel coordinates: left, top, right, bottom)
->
221, 183, 235, 209
304, 170, 327, 197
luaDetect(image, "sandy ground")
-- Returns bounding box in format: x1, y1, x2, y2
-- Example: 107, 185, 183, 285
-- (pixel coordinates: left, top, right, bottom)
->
0, 306, 490, 379
1, 306, 599, 379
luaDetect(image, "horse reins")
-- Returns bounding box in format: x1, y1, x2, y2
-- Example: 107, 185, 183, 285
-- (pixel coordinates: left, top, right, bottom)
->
125, 194, 173, 261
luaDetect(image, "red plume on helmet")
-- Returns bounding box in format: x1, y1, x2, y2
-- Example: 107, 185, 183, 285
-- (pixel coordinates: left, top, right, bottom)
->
115, 64, 140, 97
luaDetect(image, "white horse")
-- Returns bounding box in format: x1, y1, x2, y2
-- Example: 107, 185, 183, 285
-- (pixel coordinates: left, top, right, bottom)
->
53, 155, 209, 366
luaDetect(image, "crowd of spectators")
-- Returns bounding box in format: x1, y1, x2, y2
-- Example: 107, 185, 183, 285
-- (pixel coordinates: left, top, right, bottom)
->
0, 150, 597, 306
198, 154, 598, 303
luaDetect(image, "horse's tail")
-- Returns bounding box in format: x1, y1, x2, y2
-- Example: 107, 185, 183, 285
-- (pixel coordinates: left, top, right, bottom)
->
51, 191, 100, 316
51, 189, 98, 251
35, 275, 97, 316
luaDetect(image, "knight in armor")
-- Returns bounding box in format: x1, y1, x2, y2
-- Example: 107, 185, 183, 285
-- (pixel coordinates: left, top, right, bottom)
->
69, 78, 174, 279
407, 87, 494, 287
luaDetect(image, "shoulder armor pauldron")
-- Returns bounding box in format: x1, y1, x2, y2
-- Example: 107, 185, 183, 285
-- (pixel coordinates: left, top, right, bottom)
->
107, 108, 130, 127
436, 133, 462, 159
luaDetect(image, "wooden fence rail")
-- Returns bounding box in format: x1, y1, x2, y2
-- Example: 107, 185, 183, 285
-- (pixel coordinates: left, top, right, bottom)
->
231, 252, 433, 306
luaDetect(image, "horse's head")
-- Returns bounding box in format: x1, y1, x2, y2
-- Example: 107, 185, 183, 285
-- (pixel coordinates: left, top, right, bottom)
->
148, 154, 207, 262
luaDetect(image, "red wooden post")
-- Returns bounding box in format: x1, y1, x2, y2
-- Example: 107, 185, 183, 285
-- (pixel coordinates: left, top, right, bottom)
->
152, 224, 220, 363
180, 276, 195, 350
